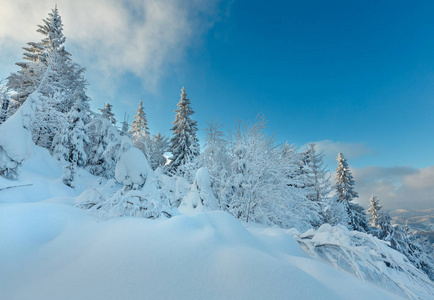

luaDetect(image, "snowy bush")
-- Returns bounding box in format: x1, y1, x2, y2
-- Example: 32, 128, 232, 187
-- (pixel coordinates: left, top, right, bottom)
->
297, 224, 434, 299
222, 115, 321, 232
179, 167, 219, 214
86, 116, 121, 178
154, 167, 190, 208
86, 188, 168, 219
77, 144, 171, 219
199, 120, 230, 207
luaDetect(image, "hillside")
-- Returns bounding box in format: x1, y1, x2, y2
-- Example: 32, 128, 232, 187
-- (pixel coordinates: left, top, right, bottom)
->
1, 145, 433, 300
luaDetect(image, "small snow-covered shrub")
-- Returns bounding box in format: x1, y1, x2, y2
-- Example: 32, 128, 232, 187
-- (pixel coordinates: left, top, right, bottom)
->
88, 188, 167, 219
78, 145, 170, 219
179, 167, 219, 214
154, 168, 190, 208
297, 224, 434, 299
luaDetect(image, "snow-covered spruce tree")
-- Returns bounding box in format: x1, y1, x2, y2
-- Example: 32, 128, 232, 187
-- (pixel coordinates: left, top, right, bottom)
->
8, 7, 90, 149
223, 115, 320, 231
99, 103, 117, 126
335, 153, 369, 232
30, 55, 67, 149
321, 195, 350, 227
296, 148, 312, 189
86, 116, 121, 178
120, 113, 130, 136
199, 120, 230, 208
148, 132, 169, 170
167, 87, 200, 177
305, 143, 332, 202
129, 98, 150, 156
7, 5, 71, 113
52, 98, 89, 187
0, 81, 9, 125
367, 195, 382, 228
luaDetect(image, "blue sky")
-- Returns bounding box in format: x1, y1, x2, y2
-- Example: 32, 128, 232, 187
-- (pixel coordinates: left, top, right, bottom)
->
91, 0, 434, 169
1, 0, 433, 210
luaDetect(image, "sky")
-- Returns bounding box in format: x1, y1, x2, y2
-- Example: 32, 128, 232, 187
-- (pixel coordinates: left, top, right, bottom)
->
0, 0, 433, 211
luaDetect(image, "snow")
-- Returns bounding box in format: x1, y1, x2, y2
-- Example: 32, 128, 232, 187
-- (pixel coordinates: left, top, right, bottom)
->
115, 146, 153, 188
0, 92, 39, 176
0, 141, 430, 300
179, 167, 219, 214
299, 224, 434, 299
0, 205, 403, 300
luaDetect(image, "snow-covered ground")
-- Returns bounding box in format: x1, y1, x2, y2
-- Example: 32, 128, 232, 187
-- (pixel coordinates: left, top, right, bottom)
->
0, 146, 430, 300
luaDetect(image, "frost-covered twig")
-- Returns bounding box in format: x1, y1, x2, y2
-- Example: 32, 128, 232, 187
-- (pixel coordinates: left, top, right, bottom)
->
0, 183, 32, 191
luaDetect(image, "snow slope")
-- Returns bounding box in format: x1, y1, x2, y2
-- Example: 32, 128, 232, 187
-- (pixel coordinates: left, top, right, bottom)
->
0, 146, 425, 300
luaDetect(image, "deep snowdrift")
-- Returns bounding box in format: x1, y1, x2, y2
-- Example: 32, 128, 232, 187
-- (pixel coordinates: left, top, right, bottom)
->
0, 145, 429, 300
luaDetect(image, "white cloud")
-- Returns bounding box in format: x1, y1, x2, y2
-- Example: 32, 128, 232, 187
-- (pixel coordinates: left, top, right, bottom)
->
0, 0, 225, 90
352, 165, 434, 211
309, 140, 373, 160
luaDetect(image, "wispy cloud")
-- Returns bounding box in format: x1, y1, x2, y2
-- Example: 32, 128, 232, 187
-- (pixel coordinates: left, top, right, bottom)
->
308, 140, 373, 160
352, 165, 434, 211
0, 0, 226, 90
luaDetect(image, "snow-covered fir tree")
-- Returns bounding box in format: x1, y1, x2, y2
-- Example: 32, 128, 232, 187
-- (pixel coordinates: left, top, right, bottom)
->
52, 97, 89, 187
167, 87, 199, 176
348, 202, 370, 232
86, 116, 121, 178
0, 81, 8, 124
305, 143, 332, 202
199, 120, 230, 207
335, 153, 358, 203
367, 195, 382, 228
99, 103, 116, 126
148, 132, 169, 170
334, 153, 369, 232
7, 7, 89, 150
120, 113, 130, 136
129, 98, 150, 155
7, 5, 71, 112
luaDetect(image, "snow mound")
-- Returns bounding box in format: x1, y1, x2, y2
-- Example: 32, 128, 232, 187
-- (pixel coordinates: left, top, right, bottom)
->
0, 205, 403, 300
115, 146, 153, 189
0, 92, 40, 178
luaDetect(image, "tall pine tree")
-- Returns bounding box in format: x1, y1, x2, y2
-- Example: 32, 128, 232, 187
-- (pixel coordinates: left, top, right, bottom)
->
7, 5, 71, 111
52, 97, 89, 187
335, 153, 369, 232
129, 98, 150, 155
168, 87, 199, 175
149, 132, 169, 170
7, 6, 89, 150
367, 195, 382, 228
305, 143, 332, 202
